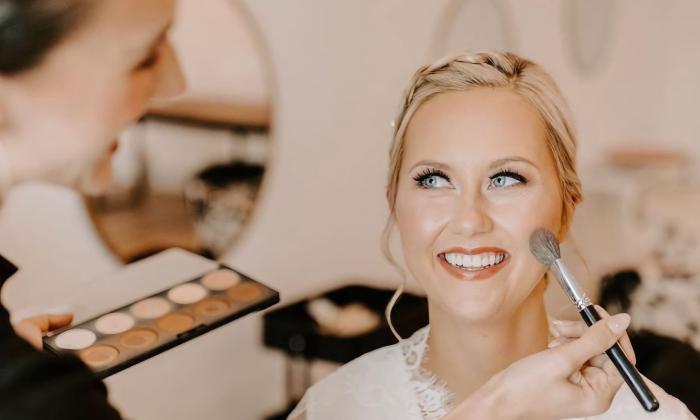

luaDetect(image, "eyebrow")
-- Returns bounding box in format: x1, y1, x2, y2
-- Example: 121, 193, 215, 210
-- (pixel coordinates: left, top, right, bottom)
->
409, 160, 451, 172
488, 156, 538, 170
409, 156, 539, 172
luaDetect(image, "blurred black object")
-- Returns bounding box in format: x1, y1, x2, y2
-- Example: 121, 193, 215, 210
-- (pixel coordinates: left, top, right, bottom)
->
264, 285, 428, 363
600, 270, 700, 415
185, 161, 264, 256
263, 285, 428, 419
186, 161, 263, 220
600, 269, 642, 313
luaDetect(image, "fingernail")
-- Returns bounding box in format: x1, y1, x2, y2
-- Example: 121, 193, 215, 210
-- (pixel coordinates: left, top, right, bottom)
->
551, 319, 577, 326
607, 313, 631, 335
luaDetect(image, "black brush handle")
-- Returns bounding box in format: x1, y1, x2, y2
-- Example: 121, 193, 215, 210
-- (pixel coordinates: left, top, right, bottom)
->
579, 305, 659, 412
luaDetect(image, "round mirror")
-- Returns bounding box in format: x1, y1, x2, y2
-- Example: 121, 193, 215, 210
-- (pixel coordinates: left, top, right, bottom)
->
430, 0, 514, 59
85, 0, 273, 263
563, 0, 618, 77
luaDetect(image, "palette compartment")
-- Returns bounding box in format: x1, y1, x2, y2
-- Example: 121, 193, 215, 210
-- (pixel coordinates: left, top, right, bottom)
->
43, 266, 279, 378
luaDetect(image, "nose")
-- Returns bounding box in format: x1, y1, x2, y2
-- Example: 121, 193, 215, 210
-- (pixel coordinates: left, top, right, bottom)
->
448, 190, 493, 237
151, 41, 186, 101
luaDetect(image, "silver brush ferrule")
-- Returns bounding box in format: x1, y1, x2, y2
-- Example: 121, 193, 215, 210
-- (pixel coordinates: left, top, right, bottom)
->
552, 259, 591, 311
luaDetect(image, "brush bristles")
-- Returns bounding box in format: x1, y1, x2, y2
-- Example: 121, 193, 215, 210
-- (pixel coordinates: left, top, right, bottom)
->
529, 228, 561, 267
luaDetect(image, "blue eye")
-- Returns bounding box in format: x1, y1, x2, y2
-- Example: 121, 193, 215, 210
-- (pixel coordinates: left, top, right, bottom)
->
413, 169, 451, 189
489, 170, 527, 189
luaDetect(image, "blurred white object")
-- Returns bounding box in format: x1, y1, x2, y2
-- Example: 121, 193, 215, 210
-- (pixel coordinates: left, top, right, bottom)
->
306, 297, 381, 337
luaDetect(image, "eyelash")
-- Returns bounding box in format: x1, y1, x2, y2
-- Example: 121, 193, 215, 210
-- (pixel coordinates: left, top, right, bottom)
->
413, 168, 450, 188
489, 169, 528, 185
412, 168, 528, 189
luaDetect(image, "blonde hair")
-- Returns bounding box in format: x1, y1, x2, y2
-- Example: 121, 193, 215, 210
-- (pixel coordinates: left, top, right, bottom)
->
383, 51, 582, 340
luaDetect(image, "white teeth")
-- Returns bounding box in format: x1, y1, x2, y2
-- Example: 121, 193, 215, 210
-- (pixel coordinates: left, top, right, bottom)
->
443, 252, 506, 270
462, 255, 471, 267
473, 255, 481, 267
446, 254, 458, 266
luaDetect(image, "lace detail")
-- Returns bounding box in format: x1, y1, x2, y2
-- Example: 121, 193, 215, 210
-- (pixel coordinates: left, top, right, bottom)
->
401, 326, 453, 420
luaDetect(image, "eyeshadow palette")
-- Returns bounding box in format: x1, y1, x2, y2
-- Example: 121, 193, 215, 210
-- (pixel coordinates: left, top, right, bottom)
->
43, 266, 279, 378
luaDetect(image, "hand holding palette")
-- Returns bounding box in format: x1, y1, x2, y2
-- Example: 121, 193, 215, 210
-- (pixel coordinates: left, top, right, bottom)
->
43, 266, 279, 378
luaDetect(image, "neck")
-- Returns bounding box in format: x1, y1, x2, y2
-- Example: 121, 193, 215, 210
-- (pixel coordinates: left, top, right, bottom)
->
423, 283, 549, 403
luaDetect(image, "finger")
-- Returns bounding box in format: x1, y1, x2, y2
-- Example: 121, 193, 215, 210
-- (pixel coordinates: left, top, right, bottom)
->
594, 306, 635, 365
23, 313, 73, 332
600, 355, 625, 382
555, 313, 631, 370
23, 314, 50, 332
580, 365, 622, 410
588, 353, 609, 369
568, 369, 583, 385
551, 319, 587, 338
12, 320, 43, 350
548, 337, 574, 349
47, 313, 73, 331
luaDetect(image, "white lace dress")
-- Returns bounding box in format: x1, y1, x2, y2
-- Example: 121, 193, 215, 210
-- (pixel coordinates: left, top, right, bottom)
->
289, 326, 696, 420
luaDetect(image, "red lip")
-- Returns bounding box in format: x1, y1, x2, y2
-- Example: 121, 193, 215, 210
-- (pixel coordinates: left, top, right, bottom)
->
437, 247, 510, 281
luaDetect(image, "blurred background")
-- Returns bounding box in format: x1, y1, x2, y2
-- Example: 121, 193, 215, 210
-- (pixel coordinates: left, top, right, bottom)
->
2, 0, 700, 418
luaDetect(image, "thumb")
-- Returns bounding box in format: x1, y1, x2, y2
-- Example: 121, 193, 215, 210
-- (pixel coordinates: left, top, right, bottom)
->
24, 313, 74, 332
555, 313, 631, 370
47, 313, 73, 331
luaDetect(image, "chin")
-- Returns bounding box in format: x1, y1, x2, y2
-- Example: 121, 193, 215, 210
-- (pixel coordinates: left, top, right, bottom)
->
77, 160, 114, 196
40, 155, 114, 196
431, 284, 508, 323
426, 272, 544, 324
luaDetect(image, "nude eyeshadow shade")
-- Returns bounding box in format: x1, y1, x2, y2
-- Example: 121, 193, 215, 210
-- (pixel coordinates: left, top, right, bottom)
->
156, 312, 196, 334
200, 269, 241, 291
95, 313, 135, 335
80, 345, 119, 368
167, 283, 208, 305
227, 282, 264, 302
120, 328, 158, 349
55, 329, 96, 350
193, 297, 230, 318
43, 265, 279, 378
130, 298, 171, 319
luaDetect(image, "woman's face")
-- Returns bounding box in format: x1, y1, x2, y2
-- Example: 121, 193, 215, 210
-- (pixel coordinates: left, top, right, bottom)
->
0, 0, 184, 191
395, 88, 563, 322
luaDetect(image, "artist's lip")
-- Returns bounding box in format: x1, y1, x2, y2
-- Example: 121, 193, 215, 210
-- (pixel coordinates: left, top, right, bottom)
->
437, 246, 511, 281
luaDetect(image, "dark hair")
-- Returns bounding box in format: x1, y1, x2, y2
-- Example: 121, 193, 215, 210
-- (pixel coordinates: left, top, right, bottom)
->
0, 0, 89, 75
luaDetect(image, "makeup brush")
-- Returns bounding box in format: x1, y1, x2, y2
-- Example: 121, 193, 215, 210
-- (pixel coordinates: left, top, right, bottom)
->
529, 228, 659, 412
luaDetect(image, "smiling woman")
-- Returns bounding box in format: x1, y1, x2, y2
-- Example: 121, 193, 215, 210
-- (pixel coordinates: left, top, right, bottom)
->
289, 52, 694, 420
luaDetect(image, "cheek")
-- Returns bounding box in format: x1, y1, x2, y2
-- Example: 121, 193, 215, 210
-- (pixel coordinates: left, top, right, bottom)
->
395, 187, 454, 262
488, 185, 561, 288
489, 189, 561, 239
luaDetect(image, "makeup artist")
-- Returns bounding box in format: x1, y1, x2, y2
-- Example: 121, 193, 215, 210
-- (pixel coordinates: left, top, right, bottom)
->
0, 1, 663, 419
0, 0, 183, 418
